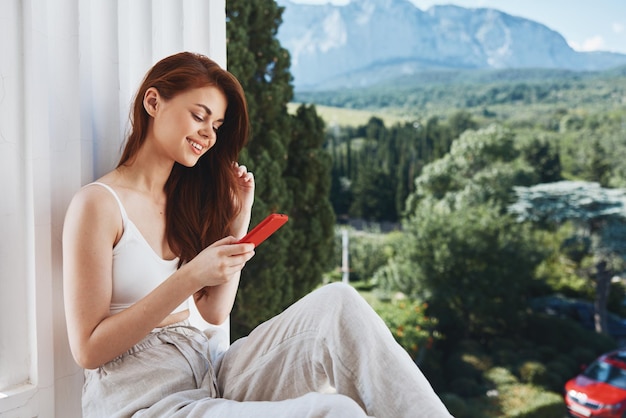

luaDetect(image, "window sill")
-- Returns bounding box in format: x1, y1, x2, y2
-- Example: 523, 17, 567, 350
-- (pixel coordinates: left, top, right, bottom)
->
0, 383, 38, 414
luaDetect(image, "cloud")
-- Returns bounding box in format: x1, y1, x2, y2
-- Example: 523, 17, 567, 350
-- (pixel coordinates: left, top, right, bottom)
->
613, 22, 624, 34
569, 35, 606, 52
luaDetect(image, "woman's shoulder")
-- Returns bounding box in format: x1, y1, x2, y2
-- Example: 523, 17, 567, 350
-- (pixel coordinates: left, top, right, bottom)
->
64, 178, 125, 237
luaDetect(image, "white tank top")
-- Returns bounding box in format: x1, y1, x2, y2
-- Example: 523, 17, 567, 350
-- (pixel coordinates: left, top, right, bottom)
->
89, 182, 187, 315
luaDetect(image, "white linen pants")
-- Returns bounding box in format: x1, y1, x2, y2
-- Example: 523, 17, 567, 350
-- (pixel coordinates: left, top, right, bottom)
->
82, 283, 453, 417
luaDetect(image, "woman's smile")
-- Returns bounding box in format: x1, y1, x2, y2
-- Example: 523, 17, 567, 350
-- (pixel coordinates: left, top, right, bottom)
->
187, 138, 206, 155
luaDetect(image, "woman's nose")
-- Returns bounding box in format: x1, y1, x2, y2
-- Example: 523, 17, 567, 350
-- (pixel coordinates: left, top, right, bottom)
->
199, 127, 215, 140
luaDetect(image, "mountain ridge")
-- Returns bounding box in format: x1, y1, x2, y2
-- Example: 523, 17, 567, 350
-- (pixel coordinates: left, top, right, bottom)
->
275, 0, 626, 91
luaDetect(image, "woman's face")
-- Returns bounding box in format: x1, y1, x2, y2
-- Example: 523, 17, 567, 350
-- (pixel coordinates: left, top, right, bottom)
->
147, 85, 227, 167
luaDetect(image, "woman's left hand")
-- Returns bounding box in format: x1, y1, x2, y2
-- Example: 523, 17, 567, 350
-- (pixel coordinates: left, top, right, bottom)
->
233, 162, 254, 210
231, 162, 254, 237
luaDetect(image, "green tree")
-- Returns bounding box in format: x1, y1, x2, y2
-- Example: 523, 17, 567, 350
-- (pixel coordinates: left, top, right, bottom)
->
405, 124, 537, 213
520, 136, 562, 183
226, 0, 334, 337
284, 104, 336, 297
380, 124, 546, 337
401, 203, 543, 338
510, 180, 626, 336
349, 166, 397, 221
585, 138, 612, 187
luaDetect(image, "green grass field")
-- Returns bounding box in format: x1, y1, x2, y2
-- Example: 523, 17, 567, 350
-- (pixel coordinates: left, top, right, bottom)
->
288, 102, 411, 127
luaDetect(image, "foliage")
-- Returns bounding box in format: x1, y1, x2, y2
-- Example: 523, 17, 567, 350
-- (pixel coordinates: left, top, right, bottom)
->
283, 104, 336, 299
510, 180, 626, 336
296, 67, 626, 124
403, 203, 545, 337
226, 0, 334, 337
406, 124, 537, 213
395, 125, 547, 335
371, 298, 439, 361
327, 111, 478, 222
496, 384, 565, 418
312, 68, 626, 224
330, 227, 400, 284
226, 1, 626, 412
439, 393, 470, 418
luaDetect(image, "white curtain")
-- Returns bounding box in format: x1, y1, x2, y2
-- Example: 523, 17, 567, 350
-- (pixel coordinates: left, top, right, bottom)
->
0, 1, 226, 416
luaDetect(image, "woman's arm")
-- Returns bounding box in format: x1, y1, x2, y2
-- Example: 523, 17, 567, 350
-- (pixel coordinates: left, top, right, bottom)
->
194, 162, 255, 325
63, 186, 254, 369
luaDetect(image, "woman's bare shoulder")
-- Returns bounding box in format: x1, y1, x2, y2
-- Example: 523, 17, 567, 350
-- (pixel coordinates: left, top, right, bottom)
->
64, 180, 124, 239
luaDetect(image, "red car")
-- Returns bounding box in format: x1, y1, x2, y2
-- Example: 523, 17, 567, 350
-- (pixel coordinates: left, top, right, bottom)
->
565, 350, 626, 418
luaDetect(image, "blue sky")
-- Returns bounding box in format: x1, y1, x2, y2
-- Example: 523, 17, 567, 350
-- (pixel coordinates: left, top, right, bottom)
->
289, 0, 626, 54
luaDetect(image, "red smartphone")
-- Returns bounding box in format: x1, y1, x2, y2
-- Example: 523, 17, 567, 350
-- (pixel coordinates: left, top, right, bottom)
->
238, 213, 288, 247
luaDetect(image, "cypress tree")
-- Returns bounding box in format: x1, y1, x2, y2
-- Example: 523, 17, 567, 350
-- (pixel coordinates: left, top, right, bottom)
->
284, 105, 335, 298
225, 0, 334, 337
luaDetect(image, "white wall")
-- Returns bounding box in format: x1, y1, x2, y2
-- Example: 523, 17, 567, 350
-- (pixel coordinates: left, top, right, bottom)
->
0, 1, 226, 416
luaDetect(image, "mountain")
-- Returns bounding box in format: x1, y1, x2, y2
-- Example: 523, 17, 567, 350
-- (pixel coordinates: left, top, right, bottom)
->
275, 0, 626, 91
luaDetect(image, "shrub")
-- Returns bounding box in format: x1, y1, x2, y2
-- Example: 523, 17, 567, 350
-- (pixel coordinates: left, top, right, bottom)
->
569, 346, 597, 366
492, 349, 518, 369
373, 298, 439, 360
449, 377, 484, 397
498, 384, 565, 418
518, 361, 548, 385
484, 367, 519, 387
333, 227, 397, 283
523, 313, 616, 353
440, 393, 470, 418
446, 353, 484, 381
547, 358, 577, 382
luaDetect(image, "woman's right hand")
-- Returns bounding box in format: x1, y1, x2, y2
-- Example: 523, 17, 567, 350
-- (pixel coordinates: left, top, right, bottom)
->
184, 236, 255, 289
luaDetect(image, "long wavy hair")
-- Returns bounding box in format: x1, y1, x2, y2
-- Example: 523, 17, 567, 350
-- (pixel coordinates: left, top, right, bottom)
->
118, 52, 249, 265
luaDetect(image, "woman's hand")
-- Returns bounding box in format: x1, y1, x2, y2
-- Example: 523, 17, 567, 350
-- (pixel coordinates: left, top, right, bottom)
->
184, 236, 255, 288
233, 162, 254, 210
231, 162, 254, 238
189, 236, 255, 324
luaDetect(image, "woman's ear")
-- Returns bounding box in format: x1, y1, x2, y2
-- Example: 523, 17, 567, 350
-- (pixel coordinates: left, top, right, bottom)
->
143, 87, 160, 117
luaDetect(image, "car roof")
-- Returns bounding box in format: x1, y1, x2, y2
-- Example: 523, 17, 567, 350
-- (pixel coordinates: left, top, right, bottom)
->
603, 350, 626, 369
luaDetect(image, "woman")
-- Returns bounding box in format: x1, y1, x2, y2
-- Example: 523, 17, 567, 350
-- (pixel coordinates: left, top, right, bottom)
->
63, 51, 452, 417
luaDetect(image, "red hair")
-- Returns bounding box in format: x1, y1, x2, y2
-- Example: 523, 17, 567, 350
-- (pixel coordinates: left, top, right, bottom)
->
119, 52, 249, 264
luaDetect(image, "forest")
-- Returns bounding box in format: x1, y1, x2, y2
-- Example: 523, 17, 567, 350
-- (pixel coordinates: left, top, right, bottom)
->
225, 0, 626, 416
314, 69, 626, 416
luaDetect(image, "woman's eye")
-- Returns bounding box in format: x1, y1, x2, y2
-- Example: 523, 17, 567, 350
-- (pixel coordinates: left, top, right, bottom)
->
192, 113, 204, 122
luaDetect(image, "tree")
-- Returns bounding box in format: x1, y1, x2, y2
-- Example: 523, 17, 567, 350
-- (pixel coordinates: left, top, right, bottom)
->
405, 124, 537, 214
399, 203, 543, 338
381, 124, 545, 338
226, 0, 334, 337
349, 166, 397, 221
509, 180, 626, 336
521, 136, 562, 183
284, 105, 336, 298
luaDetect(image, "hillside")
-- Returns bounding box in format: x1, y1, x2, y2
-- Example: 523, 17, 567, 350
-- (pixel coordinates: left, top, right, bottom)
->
275, 0, 626, 90
292, 66, 626, 126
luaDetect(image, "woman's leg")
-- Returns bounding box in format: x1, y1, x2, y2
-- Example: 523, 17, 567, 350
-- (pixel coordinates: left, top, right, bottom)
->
216, 282, 452, 418
139, 391, 371, 418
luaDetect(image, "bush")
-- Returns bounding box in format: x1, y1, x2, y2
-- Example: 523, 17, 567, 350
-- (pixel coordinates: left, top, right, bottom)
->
440, 393, 470, 418
547, 357, 577, 381
516, 360, 561, 391
333, 227, 396, 283
518, 361, 548, 385
373, 298, 439, 360
569, 346, 597, 366
523, 313, 616, 354
446, 350, 491, 382
499, 384, 565, 418
484, 367, 519, 387
449, 377, 484, 397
